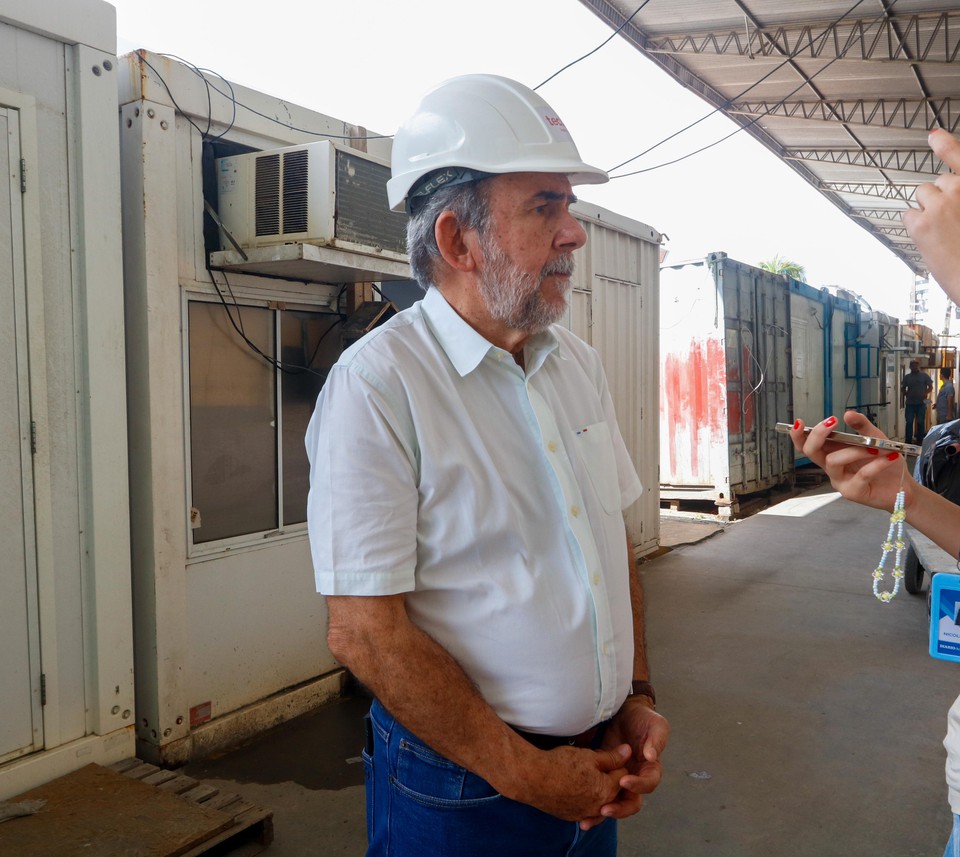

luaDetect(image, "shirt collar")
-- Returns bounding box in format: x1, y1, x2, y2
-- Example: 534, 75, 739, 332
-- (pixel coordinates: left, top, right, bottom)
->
421, 287, 561, 377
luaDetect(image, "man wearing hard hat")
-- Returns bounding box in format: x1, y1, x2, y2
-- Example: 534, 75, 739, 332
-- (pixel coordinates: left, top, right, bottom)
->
306, 74, 669, 856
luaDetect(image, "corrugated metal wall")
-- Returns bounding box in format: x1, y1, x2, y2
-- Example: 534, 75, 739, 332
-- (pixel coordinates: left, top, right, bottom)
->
569, 202, 661, 556
789, 282, 901, 456
660, 254, 793, 514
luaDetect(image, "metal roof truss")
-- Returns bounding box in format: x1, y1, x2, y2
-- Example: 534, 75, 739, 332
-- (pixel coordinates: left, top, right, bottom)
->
579, 0, 960, 275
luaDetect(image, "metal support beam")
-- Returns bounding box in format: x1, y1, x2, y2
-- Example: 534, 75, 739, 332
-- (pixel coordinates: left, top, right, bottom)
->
821, 181, 917, 201
729, 98, 957, 132
783, 148, 944, 174
642, 11, 960, 63
852, 209, 910, 222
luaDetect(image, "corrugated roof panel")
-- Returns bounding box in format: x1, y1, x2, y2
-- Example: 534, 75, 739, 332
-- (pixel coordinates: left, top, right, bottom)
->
579, 0, 959, 274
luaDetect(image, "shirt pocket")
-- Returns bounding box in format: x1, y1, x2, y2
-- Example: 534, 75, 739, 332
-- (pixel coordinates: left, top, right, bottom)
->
572, 421, 621, 516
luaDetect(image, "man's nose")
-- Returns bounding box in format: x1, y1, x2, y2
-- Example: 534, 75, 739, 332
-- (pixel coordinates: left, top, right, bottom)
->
556, 211, 587, 252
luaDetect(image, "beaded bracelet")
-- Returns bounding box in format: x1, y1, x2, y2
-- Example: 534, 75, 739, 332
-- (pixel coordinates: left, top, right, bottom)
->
873, 462, 907, 603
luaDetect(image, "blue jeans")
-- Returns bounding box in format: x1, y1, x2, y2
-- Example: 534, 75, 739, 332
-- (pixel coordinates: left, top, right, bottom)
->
945, 814, 960, 857
905, 402, 927, 445
363, 699, 618, 857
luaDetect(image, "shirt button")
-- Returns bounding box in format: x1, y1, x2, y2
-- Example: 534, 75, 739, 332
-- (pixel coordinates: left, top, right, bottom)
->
593, 573, 600, 586
602, 643, 608, 655
570, 505, 580, 517
547, 441, 557, 453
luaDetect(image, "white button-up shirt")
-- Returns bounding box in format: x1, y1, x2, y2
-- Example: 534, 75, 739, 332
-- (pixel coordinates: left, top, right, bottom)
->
306, 287, 642, 735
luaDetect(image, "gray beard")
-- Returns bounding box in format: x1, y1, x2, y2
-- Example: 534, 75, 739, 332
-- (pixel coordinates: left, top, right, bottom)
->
477, 243, 575, 334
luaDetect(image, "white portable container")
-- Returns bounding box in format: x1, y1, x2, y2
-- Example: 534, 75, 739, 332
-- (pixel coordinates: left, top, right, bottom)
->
118, 51, 665, 767
569, 202, 661, 556
0, 0, 134, 798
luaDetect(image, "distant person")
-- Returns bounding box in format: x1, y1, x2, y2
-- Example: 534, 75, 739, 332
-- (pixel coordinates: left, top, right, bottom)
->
903, 359, 934, 444
306, 74, 669, 856
790, 128, 960, 857
938, 367, 956, 424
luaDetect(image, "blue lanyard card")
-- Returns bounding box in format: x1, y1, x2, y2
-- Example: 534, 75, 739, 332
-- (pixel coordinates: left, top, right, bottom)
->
931, 573, 960, 663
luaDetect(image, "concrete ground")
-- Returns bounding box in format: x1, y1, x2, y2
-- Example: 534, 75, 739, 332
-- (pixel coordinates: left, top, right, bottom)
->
185, 486, 957, 856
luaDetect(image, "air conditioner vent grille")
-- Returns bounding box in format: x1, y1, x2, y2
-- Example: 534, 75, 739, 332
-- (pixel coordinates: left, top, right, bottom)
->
281, 149, 309, 235
254, 154, 280, 236
335, 151, 407, 255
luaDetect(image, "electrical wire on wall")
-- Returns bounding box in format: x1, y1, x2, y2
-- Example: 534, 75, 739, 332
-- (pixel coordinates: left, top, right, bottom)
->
206, 266, 345, 378
137, 52, 389, 143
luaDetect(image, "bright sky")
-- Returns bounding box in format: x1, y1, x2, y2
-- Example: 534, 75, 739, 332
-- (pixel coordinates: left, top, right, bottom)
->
109, 0, 918, 319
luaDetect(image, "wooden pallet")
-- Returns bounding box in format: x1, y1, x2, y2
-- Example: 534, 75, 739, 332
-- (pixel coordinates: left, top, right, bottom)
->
109, 759, 273, 857
0, 760, 272, 856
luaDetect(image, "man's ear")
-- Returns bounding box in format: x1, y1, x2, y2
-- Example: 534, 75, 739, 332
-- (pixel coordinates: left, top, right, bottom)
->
435, 211, 478, 273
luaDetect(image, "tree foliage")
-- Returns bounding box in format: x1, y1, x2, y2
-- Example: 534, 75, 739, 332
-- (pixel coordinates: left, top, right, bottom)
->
759, 254, 806, 281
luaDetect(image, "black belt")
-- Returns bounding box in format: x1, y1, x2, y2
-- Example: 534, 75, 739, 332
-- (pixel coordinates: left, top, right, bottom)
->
511, 721, 608, 751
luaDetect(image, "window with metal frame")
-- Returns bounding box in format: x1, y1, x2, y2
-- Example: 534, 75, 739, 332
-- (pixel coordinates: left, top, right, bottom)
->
187, 299, 338, 545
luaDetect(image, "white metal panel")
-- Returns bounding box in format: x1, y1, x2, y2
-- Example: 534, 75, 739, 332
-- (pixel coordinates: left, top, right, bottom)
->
659, 263, 729, 490
67, 40, 135, 739
118, 52, 393, 164
0, 0, 136, 798
121, 99, 192, 762
21, 26, 88, 745
789, 291, 826, 458
571, 202, 660, 555
0, 0, 115, 53
0, 105, 43, 764
185, 541, 333, 717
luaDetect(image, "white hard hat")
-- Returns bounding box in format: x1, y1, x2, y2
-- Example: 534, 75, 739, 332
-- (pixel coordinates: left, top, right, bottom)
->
387, 74, 608, 212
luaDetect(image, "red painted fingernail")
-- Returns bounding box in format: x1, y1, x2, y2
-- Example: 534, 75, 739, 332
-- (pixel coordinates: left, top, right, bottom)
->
823, 416, 837, 428
887, 452, 900, 460
793, 420, 801, 430
868, 448, 880, 455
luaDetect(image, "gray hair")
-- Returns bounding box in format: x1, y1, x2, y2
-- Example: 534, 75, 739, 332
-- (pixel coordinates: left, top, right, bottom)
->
405, 180, 492, 288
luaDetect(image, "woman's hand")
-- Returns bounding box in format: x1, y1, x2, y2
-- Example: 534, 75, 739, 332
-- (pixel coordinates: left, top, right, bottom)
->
902, 129, 960, 301
788, 411, 917, 512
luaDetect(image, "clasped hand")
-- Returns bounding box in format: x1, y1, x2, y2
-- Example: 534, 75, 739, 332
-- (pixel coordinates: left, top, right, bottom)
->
580, 697, 670, 831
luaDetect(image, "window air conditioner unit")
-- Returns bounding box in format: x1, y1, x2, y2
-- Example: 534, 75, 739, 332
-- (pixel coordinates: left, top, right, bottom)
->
215, 140, 408, 260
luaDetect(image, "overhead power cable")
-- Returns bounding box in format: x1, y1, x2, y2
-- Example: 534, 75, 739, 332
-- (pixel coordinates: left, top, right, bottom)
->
606, 0, 885, 179
533, 1, 652, 91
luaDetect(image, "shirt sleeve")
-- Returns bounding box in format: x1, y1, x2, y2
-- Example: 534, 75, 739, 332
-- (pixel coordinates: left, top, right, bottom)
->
305, 362, 419, 596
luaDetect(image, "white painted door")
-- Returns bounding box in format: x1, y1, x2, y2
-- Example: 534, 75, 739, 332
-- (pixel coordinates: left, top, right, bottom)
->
0, 105, 43, 763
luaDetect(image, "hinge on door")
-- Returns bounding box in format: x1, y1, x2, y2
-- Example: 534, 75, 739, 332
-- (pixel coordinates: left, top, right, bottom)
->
20, 158, 26, 194
30, 421, 37, 454
40, 674, 46, 706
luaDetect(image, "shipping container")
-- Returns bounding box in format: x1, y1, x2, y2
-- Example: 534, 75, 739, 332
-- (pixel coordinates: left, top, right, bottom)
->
0, 0, 135, 798
859, 310, 901, 441
659, 253, 793, 516
790, 280, 901, 456
568, 202, 661, 556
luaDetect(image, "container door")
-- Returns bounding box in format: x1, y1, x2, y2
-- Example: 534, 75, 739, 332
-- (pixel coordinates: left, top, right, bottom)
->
755, 275, 791, 482
0, 106, 43, 763
722, 268, 757, 491
723, 264, 791, 496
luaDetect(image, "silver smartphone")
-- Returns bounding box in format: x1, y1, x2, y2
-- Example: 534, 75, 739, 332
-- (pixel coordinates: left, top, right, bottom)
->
774, 422, 922, 456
